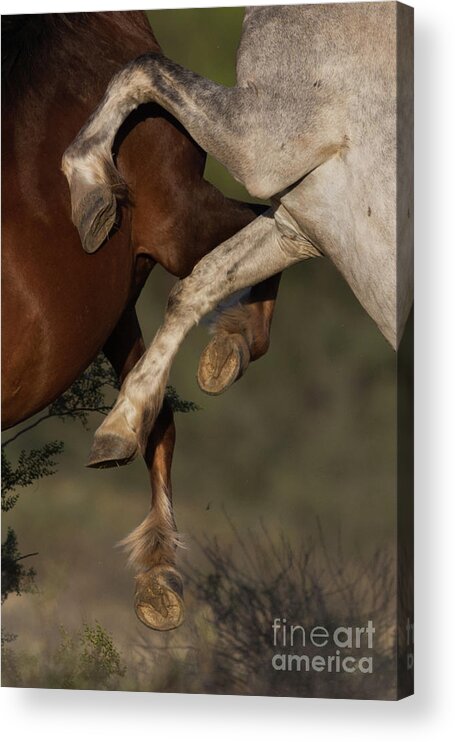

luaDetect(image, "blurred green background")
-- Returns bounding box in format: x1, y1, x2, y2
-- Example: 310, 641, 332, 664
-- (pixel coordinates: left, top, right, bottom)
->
2, 8, 397, 694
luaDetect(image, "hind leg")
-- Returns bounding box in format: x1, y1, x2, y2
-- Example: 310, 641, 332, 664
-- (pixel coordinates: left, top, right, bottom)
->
103, 306, 184, 630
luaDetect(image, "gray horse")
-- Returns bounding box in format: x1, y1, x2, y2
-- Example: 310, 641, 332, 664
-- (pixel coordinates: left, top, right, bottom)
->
62, 2, 413, 468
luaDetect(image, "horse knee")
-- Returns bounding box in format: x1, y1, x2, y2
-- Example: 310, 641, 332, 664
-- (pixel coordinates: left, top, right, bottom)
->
166, 268, 215, 319
166, 281, 182, 311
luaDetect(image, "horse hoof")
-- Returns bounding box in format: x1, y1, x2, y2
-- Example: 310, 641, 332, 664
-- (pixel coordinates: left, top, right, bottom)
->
197, 333, 250, 395
73, 186, 117, 254
87, 430, 138, 469
134, 567, 184, 631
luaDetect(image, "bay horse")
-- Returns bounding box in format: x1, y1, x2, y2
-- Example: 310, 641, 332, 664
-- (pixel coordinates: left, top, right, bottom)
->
1, 11, 281, 630
62, 3, 412, 470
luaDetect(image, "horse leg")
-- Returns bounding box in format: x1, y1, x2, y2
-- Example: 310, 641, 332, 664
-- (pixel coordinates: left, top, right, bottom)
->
61, 54, 254, 252
197, 272, 282, 395
183, 191, 283, 395
90, 208, 320, 467
62, 52, 333, 253
103, 307, 184, 630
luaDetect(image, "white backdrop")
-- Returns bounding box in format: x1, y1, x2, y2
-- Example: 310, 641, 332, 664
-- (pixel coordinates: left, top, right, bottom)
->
1, 0, 454, 739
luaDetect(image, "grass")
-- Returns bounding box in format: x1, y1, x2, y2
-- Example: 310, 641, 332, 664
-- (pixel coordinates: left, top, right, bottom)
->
2, 524, 397, 699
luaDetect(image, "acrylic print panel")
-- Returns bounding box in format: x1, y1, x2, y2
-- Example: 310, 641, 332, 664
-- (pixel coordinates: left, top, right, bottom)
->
1, 3, 413, 699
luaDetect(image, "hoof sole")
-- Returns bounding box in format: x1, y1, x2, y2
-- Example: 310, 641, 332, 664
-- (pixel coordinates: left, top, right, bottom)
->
197, 333, 250, 396
135, 568, 184, 631
87, 431, 138, 469
73, 186, 117, 254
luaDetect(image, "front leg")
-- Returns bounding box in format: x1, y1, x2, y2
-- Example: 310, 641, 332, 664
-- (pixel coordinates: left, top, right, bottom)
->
62, 52, 255, 253
197, 273, 282, 395
88, 209, 319, 468
103, 307, 184, 630
62, 50, 339, 252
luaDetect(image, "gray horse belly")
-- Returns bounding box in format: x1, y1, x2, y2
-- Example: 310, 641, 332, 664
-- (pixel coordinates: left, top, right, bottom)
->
280, 150, 397, 348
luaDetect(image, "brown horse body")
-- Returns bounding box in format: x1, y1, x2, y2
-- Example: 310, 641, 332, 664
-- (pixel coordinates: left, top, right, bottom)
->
1, 12, 280, 629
